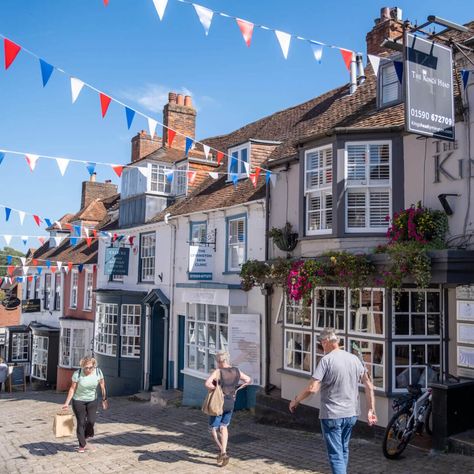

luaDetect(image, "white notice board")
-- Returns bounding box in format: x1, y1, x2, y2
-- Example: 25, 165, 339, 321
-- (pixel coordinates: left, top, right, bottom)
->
457, 300, 474, 321
228, 314, 261, 386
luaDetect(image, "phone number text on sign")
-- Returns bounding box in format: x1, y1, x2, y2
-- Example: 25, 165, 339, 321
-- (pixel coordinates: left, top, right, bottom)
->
410, 108, 453, 126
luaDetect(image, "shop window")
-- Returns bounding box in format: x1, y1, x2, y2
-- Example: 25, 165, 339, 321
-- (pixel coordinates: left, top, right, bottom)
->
32, 335, 48, 380
349, 338, 385, 390
314, 288, 346, 330
94, 303, 118, 356
284, 329, 312, 374
121, 304, 141, 358
60, 328, 87, 368
349, 289, 385, 336
11, 333, 29, 361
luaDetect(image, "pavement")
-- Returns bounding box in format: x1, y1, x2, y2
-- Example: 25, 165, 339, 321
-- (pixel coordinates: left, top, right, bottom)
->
0, 389, 473, 474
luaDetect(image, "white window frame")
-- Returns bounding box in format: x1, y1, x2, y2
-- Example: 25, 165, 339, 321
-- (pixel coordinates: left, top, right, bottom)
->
348, 288, 386, 337
11, 333, 29, 361
31, 335, 48, 380
314, 287, 346, 331
348, 337, 385, 391
94, 303, 118, 356
150, 163, 172, 194
284, 329, 312, 375
34, 276, 40, 300
185, 304, 229, 376
345, 141, 392, 233
378, 60, 402, 108
174, 163, 188, 195
190, 221, 207, 245
54, 273, 61, 311
120, 304, 141, 358
227, 143, 250, 179
226, 215, 246, 272
44, 273, 52, 310
285, 298, 312, 328
304, 145, 333, 235
59, 323, 92, 368
140, 232, 156, 282
70, 271, 79, 309
84, 270, 93, 311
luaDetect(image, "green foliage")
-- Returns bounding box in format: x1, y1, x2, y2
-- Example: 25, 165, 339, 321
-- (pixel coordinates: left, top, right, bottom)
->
0, 246, 25, 277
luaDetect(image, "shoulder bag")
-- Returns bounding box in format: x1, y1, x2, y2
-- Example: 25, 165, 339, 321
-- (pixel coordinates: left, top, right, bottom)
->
201, 369, 224, 416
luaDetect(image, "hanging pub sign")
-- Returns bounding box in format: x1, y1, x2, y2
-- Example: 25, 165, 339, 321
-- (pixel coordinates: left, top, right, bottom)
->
405, 32, 455, 141
104, 247, 130, 276
22, 299, 41, 313
188, 245, 213, 280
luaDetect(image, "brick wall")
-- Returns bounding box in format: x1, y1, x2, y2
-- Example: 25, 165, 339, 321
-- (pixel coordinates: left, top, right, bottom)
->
162, 92, 196, 151
81, 180, 118, 209
0, 306, 21, 327
131, 130, 162, 163
366, 8, 404, 57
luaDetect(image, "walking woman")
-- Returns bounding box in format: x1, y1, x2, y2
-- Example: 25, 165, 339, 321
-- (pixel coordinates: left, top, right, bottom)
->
62, 357, 108, 453
204, 351, 251, 467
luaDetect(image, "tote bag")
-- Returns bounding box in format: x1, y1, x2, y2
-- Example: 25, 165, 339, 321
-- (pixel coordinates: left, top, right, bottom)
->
52, 412, 74, 438
201, 370, 224, 416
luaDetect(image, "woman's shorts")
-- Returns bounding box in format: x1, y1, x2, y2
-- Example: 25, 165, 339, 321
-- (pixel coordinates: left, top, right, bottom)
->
209, 410, 233, 429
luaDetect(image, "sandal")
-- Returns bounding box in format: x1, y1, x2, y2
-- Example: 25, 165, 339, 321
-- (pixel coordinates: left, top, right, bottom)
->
216, 453, 224, 466
221, 453, 229, 467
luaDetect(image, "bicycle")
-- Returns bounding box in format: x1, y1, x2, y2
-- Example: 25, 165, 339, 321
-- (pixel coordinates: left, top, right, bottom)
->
382, 383, 432, 459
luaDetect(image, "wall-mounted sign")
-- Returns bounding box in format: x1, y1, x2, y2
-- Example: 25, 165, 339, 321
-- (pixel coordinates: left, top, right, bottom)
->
405, 32, 455, 141
188, 245, 213, 280
22, 299, 41, 313
104, 247, 130, 276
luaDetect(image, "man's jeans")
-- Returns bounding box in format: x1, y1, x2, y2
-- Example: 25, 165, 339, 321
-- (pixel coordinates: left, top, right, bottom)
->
320, 416, 358, 474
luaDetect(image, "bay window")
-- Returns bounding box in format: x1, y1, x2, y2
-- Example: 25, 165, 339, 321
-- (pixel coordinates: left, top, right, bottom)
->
31, 335, 48, 380
150, 164, 172, 194
11, 333, 29, 361
121, 304, 141, 358
60, 327, 88, 368
94, 303, 118, 356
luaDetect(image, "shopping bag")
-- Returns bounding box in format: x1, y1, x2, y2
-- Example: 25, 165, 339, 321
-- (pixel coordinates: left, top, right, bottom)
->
201, 370, 224, 416
52, 412, 74, 438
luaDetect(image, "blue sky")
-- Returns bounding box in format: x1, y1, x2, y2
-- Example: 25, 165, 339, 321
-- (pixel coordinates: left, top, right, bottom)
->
0, 0, 471, 252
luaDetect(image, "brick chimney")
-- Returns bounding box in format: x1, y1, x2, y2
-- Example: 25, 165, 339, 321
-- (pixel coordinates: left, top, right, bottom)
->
162, 91, 196, 150
366, 7, 404, 57
131, 130, 162, 163
81, 174, 118, 209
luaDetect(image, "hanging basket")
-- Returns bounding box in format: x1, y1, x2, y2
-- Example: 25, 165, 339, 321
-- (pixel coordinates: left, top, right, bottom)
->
273, 232, 298, 252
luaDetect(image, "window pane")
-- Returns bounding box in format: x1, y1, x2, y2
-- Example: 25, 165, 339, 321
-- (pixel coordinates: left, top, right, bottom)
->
346, 145, 366, 181
347, 192, 366, 228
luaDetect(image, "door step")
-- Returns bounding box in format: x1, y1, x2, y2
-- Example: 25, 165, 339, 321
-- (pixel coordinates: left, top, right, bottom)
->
150, 387, 183, 408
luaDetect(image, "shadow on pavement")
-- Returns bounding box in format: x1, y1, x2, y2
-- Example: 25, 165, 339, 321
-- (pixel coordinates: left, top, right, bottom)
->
134, 449, 217, 466
20, 442, 76, 456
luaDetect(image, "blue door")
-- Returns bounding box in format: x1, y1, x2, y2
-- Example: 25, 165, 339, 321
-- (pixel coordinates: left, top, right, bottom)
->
149, 304, 165, 388
178, 315, 185, 390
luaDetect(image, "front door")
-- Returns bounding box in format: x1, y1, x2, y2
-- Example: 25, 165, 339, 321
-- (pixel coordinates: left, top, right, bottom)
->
178, 315, 185, 390
149, 304, 165, 388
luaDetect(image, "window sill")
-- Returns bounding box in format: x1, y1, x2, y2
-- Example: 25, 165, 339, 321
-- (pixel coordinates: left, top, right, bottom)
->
222, 271, 241, 275
181, 368, 209, 380
277, 367, 313, 379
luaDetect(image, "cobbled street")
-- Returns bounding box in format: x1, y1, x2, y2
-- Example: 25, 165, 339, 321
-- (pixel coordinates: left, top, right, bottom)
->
0, 390, 473, 474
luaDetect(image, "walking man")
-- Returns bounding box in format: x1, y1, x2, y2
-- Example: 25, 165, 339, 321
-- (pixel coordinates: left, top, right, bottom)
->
289, 328, 377, 474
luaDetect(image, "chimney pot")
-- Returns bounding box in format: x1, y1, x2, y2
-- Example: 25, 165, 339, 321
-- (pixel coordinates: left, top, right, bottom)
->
90, 172, 97, 183
184, 95, 192, 107
381, 7, 390, 20
105, 180, 111, 183
177, 94, 184, 106
168, 92, 177, 103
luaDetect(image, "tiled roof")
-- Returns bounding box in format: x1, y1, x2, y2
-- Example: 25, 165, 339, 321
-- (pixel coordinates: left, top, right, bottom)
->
130, 145, 205, 166
30, 238, 98, 266
46, 213, 74, 231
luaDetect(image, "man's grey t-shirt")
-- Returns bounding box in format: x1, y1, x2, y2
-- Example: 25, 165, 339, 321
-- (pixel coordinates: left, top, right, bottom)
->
312, 349, 365, 419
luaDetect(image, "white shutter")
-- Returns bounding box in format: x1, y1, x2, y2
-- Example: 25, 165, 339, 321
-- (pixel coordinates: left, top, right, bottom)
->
305, 146, 332, 192
346, 145, 366, 182
381, 63, 400, 105
369, 144, 390, 183
347, 192, 366, 228
369, 191, 390, 227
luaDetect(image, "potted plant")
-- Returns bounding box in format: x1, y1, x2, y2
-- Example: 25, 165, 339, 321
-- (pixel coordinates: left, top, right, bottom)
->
269, 222, 298, 252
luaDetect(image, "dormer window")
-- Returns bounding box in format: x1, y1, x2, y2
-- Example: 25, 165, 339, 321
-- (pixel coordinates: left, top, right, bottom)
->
228, 143, 250, 179
150, 164, 172, 194
378, 58, 402, 108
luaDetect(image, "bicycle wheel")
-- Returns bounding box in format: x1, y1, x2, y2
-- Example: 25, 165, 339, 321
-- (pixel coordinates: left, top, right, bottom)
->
424, 405, 432, 436
383, 409, 412, 459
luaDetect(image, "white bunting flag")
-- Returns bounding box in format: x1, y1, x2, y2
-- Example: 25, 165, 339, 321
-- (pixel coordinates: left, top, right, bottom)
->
21, 235, 28, 245
3, 235, 12, 245
54, 220, 62, 230
18, 211, 26, 225
56, 158, 70, 176
310, 43, 323, 62
71, 77, 85, 103
243, 161, 250, 176
275, 30, 291, 59
64, 265, 69, 274
54, 236, 63, 246
20, 257, 26, 265
84, 227, 89, 238
137, 167, 148, 177
368, 54, 381, 77
25, 154, 40, 171
22, 266, 29, 276
153, 0, 168, 20
203, 144, 210, 160
193, 4, 214, 36
148, 117, 158, 138
209, 172, 219, 179
270, 174, 278, 187
57, 262, 63, 271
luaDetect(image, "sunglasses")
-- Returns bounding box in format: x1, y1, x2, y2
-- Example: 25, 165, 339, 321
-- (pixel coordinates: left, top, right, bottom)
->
83, 366, 94, 370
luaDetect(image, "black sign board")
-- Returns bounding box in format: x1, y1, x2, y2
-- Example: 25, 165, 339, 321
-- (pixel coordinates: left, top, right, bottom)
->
22, 299, 41, 313
7, 365, 26, 392
104, 247, 130, 276
405, 32, 455, 141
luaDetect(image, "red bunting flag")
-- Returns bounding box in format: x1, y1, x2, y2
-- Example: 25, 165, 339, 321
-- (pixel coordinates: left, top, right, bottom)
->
255, 167, 262, 180
4, 38, 21, 70
249, 172, 257, 188
92, 229, 98, 239
236, 19, 254, 47
99, 93, 112, 117
65, 223, 73, 231
33, 214, 42, 226
187, 171, 197, 185
7, 265, 14, 276
0, 278, 2, 286
38, 237, 45, 246
86, 237, 92, 247
340, 49, 353, 71
128, 236, 135, 246
217, 151, 224, 165
112, 233, 118, 242
68, 262, 73, 272
93, 264, 97, 272
112, 165, 123, 177
51, 266, 57, 274
33, 259, 38, 266
27, 275, 33, 282
103, 0, 109, 5
167, 129, 176, 148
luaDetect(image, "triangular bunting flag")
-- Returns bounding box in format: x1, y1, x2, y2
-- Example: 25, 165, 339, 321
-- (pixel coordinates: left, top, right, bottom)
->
275, 30, 291, 59
39, 59, 54, 87
86, 162, 96, 177
4, 235, 12, 245
99, 93, 112, 117
249, 172, 257, 187
84, 227, 89, 238
128, 236, 135, 246
56, 157, 69, 176
68, 262, 73, 272
265, 170, 271, 184
104, 0, 109, 6
25, 154, 40, 171
187, 170, 197, 185
153, 0, 168, 20
236, 18, 254, 47
57, 262, 62, 271
46, 260, 51, 269
7, 265, 14, 276
32, 259, 38, 266
44, 218, 52, 227
86, 237, 92, 247
18, 211, 25, 225
16, 277, 23, 283
368, 54, 381, 77
51, 266, 57, 274
21, 236, 28, 245
54, 236, 63, 246
37, 267, 43, 275
78, 264, 84, 273
217, 151, 224, 165
461, 70, 470, 90
125, 107, 135, 129
112, 165, 123, 178
70, 77, 84, 103
73, 225, 81, 236
33, 214, 42, 226
167, 129, 176, 147
148, 117, 157, 138
70, 237, 78, 246
243, 161, 250, 176
165, 170, 174, 183
38, 237, 45, 246
209, 172, 219, 179
185, 137, 193, 156
20, 257, 26, 265
340, 49, 353, 71
4, 38, 21, 70
203, 144, 210, 160
65, 223, 72, 231
7, 256, 13, 265
230, 173, 239, 186
193, 4, 214, 36
394, 61, 403, 84
0, 152, 5, 166
255, 167, 262, 180
5, 207, 11, 221
310, 43, 323, 63
92, 229, 97, 239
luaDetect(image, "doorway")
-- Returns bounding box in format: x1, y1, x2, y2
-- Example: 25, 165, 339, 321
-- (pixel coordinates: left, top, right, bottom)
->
149, 304, 165, 388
